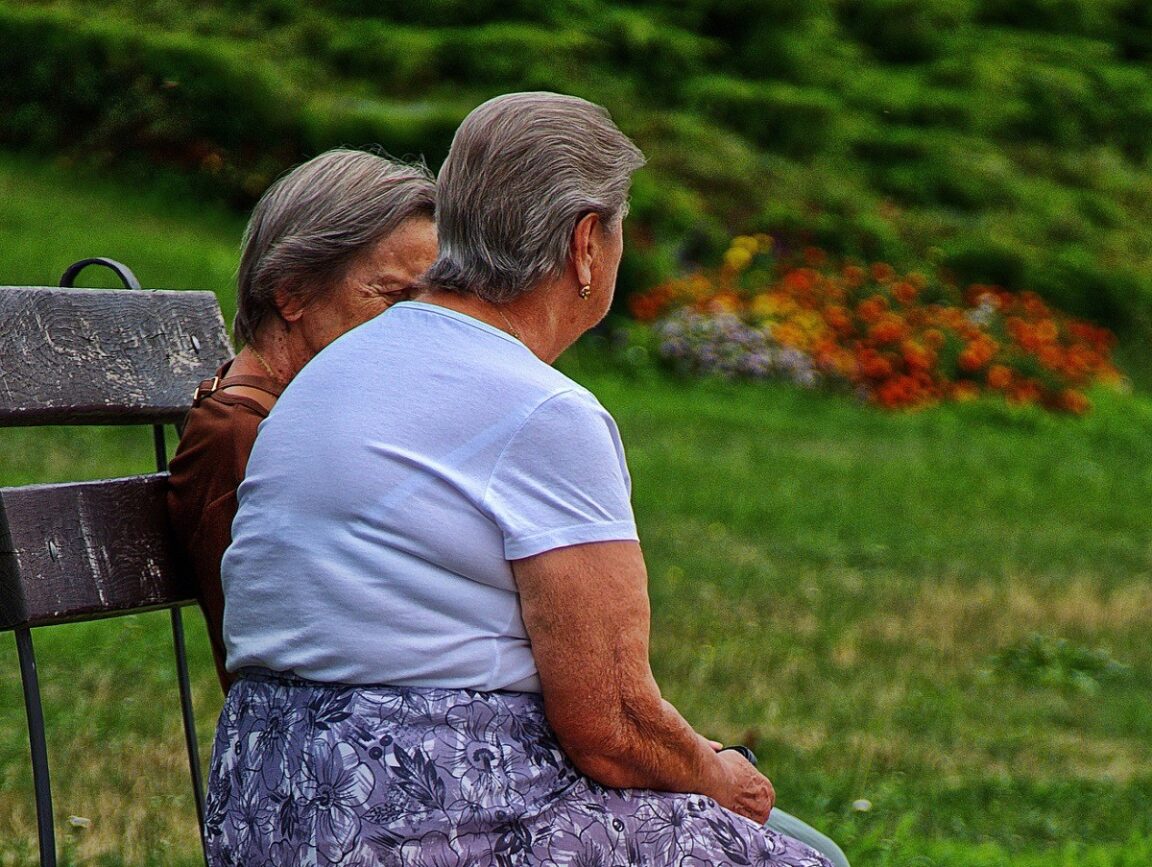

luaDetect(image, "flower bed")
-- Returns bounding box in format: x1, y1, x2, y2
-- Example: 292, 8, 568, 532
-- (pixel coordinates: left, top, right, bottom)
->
629, 235, 1122, 413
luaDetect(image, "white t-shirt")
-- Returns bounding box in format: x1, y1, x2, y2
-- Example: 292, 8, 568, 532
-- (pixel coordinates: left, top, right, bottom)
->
221, 301, 639, 691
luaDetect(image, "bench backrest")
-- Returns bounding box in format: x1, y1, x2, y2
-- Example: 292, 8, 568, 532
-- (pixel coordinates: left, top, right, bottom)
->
0, 276, 231, 867
0, 284, 226, 428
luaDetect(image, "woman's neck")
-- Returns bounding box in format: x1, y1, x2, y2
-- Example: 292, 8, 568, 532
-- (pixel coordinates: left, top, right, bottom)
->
418, 285, 573, 364
232, 320, 307, 386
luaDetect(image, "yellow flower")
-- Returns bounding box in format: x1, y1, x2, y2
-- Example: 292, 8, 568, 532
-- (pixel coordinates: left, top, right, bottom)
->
723, 246, 753, 271
794, 310, 824, 336
750, 292, 794, 320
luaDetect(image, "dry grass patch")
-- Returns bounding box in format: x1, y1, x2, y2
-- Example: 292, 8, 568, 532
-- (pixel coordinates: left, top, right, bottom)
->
864, 576, 1152, 658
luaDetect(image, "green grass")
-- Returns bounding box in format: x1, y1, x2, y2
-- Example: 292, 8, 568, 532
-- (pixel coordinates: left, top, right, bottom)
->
2, 157, 1151, 865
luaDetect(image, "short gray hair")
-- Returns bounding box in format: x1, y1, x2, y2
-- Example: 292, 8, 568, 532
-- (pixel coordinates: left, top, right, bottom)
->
424, 92, 645, 302
234, 148, 435, 346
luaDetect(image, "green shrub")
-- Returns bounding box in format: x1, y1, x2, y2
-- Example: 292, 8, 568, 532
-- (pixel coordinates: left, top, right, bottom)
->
0, 9, 298, 182
835, 0, 975, 63
654, 0, 840, 81
1116, 0, 1152, 59
1006, 64, 1103, 148
845, 70, 975, 130
940, 238, 1029, 289
591, 8, 716, 100
298, 96, 466, 169
976, 0, 1121, 38
438, 24, 594, 90
1095, 66, 1152, 160
308, 0, 583, 26
684, 76, 844, 156
1025, 245, 1139, 327
322, 23, 443, 92
657, 0, 831, 36
989, 633, 1131, 693
5, 0, 1152, 336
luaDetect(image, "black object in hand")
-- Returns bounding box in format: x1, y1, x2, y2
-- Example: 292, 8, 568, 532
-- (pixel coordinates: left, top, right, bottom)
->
719, 745, 758, 766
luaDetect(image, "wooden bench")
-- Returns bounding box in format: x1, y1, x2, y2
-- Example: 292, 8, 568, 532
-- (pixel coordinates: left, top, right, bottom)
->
0, 259, 232, 867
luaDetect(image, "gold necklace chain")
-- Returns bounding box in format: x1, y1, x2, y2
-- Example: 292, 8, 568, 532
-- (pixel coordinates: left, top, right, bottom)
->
493, 305, 522, 341
248, 344, 280, 381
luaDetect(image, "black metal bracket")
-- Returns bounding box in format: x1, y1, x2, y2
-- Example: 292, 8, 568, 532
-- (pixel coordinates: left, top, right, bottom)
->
58, 258, 142, 290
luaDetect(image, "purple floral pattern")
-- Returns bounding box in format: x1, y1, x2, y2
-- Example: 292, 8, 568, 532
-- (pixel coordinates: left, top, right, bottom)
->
205, 671, 832, 867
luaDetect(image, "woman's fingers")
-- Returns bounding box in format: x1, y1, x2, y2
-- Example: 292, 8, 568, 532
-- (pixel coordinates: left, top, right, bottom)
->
716, 748, 776, 823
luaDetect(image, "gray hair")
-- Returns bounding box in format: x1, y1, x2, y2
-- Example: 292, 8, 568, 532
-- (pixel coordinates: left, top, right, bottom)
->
234, 148, 435, 346
424, 92, 645, 302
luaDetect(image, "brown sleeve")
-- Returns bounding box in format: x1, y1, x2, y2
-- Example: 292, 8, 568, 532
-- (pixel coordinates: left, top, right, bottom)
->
167, 397, 268, 694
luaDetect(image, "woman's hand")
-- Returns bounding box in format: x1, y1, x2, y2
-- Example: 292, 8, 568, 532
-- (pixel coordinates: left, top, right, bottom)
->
514, 540, 776, 823
714, 749, 775, 823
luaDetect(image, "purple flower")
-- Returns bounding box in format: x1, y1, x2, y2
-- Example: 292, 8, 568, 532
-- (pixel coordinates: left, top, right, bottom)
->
242, 689, 307, 791
300, 741, 375, 864
651, 309, 826, 388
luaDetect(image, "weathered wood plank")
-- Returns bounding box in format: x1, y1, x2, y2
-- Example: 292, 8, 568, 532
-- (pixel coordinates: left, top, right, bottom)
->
0, 286, 231, 426
0, 475, 193, 629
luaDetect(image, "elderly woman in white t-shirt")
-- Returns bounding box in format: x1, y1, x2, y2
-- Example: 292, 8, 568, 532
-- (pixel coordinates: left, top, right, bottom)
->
205, 92, 845, 867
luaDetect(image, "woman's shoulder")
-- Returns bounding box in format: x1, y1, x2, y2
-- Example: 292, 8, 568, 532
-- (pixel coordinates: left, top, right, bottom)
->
169, 379, 277, 508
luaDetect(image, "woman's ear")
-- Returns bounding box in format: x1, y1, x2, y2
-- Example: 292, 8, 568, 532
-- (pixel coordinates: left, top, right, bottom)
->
273, 287, 307, 323
570, 212, 601, 288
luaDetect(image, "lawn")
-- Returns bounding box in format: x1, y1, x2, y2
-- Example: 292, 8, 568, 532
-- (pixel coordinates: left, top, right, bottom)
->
1, 156, 1150, 866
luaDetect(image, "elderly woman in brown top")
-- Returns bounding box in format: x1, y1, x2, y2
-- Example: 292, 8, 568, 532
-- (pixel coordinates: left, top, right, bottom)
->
167, 148, 437, 692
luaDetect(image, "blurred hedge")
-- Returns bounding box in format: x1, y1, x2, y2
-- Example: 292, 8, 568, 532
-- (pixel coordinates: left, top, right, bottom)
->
3, 0, 1152, 329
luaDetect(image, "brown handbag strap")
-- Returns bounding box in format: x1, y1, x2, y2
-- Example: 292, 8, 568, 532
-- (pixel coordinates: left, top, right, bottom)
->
192, 373, 283, 408
216, 374, 284, 397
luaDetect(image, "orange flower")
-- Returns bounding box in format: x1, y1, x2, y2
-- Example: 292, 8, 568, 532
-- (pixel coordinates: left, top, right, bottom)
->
857, 348, 893, 380
629, 292, 667, 322
635, 237, 1120, 416
868, 313, 909, 345
823, 304, 854, 334
876, 375, 926, 409
892, 281, 919, 306
804, 246, 827, 266
949, 381, 980, 402
1007, 380, 1042, 404
958, 337, 998, 372
856, 295, 888, 324
901, 340, 935, 371
1057, 389, 1091, 415
842, 264, 866, 288
986, 364, 1012, 390
772, 321, 808, 349
922, 328, 946, 350
702, 292, 741, 314
1037, 345, 1063, 371
781, 268, 817, 295
1035, 319, 1059, 343
870, 262, 896, 282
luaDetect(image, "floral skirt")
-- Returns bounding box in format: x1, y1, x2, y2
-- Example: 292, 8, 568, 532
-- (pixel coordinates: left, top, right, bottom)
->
205, 669, 832, 867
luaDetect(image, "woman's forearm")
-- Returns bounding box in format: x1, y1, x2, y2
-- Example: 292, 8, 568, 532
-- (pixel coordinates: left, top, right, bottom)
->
554, 693, 725, 795
515, 540, 774, 821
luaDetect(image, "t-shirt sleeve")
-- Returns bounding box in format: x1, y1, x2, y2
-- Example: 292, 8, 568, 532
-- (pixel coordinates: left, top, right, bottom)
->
485, 389, 639, 560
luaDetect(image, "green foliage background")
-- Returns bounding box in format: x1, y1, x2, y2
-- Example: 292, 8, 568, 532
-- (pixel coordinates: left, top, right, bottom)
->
3, 0, 1152, 331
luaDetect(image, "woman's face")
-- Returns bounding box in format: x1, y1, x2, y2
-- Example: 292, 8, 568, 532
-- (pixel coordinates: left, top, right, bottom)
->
302, 217, 438, 353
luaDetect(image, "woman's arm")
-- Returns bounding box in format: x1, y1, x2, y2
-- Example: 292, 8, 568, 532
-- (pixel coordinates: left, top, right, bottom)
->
513, 540, 775, 822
